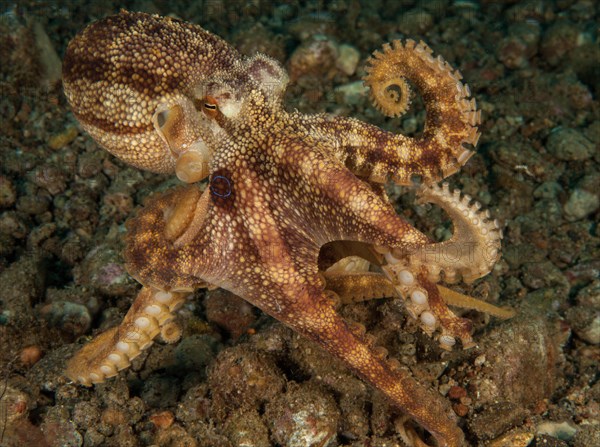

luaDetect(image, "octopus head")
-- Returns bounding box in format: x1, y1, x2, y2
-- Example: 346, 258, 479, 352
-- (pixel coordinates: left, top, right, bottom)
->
152, 54, 287, 183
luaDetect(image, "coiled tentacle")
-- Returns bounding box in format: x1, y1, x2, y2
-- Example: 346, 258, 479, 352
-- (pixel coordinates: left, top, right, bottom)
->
363, 39, 481, 184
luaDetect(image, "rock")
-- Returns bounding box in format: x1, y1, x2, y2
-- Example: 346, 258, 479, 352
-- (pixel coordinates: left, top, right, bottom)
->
287, 35, 338, 81
153, 423, 197, 447
174, 334, 220, 375
534, 434, 568, 446
537, 421, 577, 442
30, 18, 62, 86
140, 375, 180, 409
576, 281, 600, 308
468, 402, 529, 440
520, 260, 569, 292
75, 245, 136, 296
546, 128, 595, 161
398, 8, 434, 35
208, 344, 285, 418
0, 381, 48, 446
563, 189, 599, 221
533, 181, 563, 200
39, 300, 91, 336
232, 23, 286, 63
334, 81, 368, 106
565, 306, 600, 345
335, 44, 360, 76
0, 253, 45, 325
496, 21, 540, 70
223, 409, 270, 447
205, 289, 256, 339
40, 405, 83, 447
573, 424, 600, 447
540, 21, 581, 66
470, 314, 562, 409
583, 121, 600, 145
26, 345, 73, 393
265, 382, 340, 447
487, 429, 534, 447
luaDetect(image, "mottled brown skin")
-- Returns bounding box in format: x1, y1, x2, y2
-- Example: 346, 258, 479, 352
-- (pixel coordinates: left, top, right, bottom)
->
63, 11, 508, 447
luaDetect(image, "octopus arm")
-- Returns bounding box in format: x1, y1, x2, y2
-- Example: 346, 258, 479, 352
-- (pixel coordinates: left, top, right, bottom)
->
65, 286, 189, 386
305, 39, 481, 186
241, 272, 465, 447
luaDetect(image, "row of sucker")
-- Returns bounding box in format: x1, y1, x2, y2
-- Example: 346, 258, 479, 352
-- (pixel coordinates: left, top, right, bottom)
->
66, 287, 189, 386
381, 261, 474, 351
376, 182, 502, 350
391, 182, 503, 285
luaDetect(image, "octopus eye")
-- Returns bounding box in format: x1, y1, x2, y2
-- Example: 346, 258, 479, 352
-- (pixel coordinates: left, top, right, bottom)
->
202, 96, 219, 117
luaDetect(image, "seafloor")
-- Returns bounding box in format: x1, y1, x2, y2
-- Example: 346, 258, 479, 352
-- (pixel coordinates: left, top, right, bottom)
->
0, 1, 598, 446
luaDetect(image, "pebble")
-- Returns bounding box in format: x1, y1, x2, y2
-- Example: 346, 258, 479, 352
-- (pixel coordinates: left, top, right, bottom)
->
20, 345, 43, 367
546, 127, 595, 161
31, 164, 68, 195
563, 188, 599, 221
149, 410, 175, 429
0, 211, 28, 239
448, 385, 467, 400
17, 193, 51, 216
453, 402, 469, 417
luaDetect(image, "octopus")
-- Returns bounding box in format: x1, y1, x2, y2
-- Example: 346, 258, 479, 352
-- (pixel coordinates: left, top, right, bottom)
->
62, 11, 513, 447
